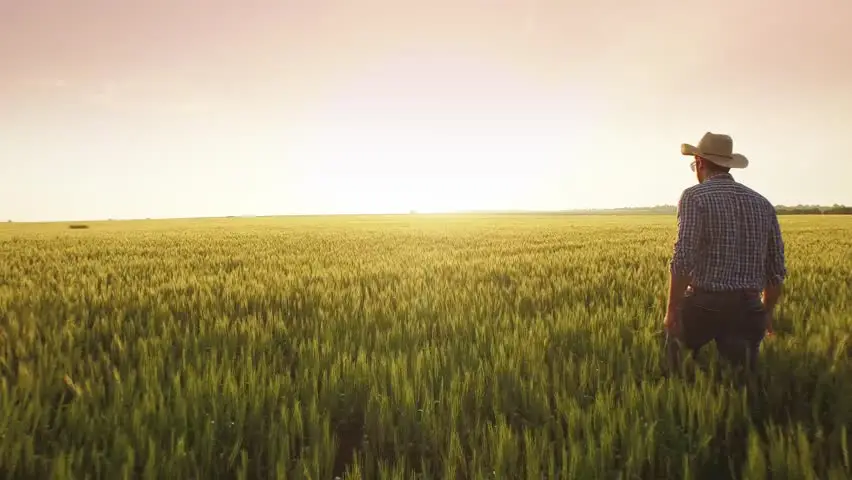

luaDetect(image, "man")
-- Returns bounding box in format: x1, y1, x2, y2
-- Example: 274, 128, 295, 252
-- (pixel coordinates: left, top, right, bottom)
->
664, 132, 787, 371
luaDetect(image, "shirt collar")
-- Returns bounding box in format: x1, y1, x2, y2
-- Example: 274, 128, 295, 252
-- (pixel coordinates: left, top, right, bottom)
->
705, 172, 734, 183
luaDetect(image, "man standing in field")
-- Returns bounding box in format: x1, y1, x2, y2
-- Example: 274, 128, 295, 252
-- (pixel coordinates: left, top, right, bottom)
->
664, 132, 787, 371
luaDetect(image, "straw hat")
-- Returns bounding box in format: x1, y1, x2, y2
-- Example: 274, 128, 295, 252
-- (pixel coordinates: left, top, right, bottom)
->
681, 132, 748, 169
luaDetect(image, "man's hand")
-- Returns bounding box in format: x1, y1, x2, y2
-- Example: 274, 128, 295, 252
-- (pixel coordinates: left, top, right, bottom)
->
765, 310, 775, 337
762, 284, 782, 337
664, 309, 681, 338
665, 272, 691, 337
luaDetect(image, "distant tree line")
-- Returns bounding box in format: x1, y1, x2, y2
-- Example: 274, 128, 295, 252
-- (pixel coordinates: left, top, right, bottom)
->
575, 204, 852, 215
774, 204, 852, 215
621, 204, 852, 215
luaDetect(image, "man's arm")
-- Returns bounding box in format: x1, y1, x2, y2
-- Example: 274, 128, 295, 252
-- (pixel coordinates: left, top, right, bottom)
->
667, 190, 701, 319
763, 212, 787, 316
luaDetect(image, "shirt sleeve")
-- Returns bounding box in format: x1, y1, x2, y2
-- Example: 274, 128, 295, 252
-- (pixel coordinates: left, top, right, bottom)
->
765, 213, 787, 286
670, 189, 701, 278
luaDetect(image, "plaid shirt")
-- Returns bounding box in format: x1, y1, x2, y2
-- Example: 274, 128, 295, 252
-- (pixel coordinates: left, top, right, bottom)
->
670, 173, 787, 291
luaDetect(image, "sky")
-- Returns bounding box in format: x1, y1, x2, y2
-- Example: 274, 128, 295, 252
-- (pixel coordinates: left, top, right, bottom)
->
2, 0, 851, 221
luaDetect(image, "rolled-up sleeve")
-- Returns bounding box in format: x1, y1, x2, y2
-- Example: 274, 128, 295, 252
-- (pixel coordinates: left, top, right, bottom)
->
765, 213, 787, 286
670, 189, 701, 277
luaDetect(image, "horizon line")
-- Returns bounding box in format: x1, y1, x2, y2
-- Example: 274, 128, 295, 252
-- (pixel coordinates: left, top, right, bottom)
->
5, 203, 850, 225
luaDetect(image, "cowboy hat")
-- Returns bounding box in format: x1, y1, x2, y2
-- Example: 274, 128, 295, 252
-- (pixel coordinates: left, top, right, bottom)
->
680, 132, 748, 169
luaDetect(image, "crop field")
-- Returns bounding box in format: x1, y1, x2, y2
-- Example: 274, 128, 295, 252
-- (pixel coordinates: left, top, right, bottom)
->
1, 214, 851, 479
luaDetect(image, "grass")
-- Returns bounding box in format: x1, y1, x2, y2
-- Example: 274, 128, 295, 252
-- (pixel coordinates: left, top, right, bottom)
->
1, 214, 850, 479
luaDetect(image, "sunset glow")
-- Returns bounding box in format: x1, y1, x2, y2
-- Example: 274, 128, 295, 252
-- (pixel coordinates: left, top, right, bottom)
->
2, 0, 850, 221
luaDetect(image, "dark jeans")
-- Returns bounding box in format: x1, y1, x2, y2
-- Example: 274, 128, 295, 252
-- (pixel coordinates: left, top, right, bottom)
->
668, 288, 768, 371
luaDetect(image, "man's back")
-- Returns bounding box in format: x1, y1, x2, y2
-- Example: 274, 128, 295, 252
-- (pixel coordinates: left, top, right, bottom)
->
671, 173, 786, 292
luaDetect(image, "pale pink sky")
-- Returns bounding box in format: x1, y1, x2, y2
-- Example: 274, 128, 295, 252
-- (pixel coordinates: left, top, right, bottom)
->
2, 0, 851, 220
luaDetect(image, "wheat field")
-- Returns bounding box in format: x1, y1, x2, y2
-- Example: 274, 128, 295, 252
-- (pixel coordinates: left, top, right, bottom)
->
1, 214, 850, 479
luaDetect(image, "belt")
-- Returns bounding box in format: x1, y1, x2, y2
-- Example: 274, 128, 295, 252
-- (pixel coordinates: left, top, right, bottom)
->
689, 286, 761, 299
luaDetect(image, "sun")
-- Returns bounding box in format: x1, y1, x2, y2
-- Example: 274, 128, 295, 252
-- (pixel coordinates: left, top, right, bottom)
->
285, 122, 526, 214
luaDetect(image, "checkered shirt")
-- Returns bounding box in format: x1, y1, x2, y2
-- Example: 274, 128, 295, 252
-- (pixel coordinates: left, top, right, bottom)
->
670, 173, 787, 291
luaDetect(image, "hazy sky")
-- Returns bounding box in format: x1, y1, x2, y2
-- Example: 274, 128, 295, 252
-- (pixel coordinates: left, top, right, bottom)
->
2, 0, 851, 221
